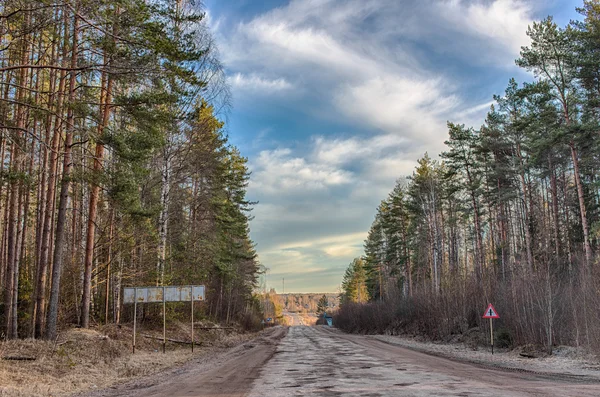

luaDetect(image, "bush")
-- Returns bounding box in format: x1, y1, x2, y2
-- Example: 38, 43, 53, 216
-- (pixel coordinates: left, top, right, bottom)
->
334, 264, 600, 355
495, 328, 513, 348
239, 312, 263, 332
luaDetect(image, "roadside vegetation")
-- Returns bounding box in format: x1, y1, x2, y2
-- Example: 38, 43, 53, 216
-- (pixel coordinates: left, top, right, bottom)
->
337, 1, 600, 356
0, 0, 263, 341
0, 321, 254, 397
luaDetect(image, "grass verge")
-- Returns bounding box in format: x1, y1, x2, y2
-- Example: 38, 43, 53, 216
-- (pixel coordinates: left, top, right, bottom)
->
0, 322, 254, 397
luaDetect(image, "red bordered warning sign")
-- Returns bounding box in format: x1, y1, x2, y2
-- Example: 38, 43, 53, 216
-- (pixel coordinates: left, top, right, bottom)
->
482, 303, 500, 319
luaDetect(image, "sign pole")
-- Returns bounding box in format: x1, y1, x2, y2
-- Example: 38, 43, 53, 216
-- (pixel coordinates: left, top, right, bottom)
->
133, 288, 137, 354
163, 286, 166, 354
490, 317, 494, 355
482, 303, 499, 355
191, 286, 194, 353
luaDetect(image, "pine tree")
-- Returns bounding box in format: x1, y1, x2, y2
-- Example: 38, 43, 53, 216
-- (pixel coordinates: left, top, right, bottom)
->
0, 0, 258, 339
316, 295, 328, 315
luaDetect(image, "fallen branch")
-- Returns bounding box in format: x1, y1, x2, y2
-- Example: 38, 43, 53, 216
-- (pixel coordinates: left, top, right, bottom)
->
193, 326, 235, 330
519, 352, 538, 359
2, 356, 36, 361
141, 334, 199, 345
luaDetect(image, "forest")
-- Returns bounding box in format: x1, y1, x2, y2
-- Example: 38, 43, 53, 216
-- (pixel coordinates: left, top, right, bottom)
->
0, 0, 261, 340
337, 1, 600, 354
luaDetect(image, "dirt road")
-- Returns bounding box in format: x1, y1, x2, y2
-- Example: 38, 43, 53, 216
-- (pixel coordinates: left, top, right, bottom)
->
284, 311, 317, 326
80, 327, 287, 397
85, 325, 600, 396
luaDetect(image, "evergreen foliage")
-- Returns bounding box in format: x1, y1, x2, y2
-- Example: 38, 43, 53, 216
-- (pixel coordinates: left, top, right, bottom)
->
316, 295, 328, 315
0, 0, 259, 339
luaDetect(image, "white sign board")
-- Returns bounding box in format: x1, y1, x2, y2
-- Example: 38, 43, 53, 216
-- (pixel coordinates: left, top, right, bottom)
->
123, 285, 205, 304
124, 285, 206, 354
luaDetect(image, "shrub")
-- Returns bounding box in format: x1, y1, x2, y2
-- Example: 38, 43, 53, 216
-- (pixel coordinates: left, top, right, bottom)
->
495, 328, 513, 349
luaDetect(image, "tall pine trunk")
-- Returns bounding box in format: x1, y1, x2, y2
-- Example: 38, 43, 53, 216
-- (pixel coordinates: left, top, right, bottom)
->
34, 17, 68, 339
569, 142, 592, 267
4, 10, 30, 337
46, 5, 79, 340
549, 160, 561, 259
516, 142, 533, 273
81, 66, 113, 328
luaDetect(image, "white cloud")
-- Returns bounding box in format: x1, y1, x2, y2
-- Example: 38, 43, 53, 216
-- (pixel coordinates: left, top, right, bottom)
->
221, 0, 525, 146
453, 100, 497, 127
313, 134, 406, 166
276, 232, 367, 251
439, 0, 533, 61
323, 245, 360, 258
334, 76, 459, 142
242, 20, 380, 79
250, 148, 354, 195
221, 0, 535, 74
228, 73, 293, 93
364, 157, 421, 185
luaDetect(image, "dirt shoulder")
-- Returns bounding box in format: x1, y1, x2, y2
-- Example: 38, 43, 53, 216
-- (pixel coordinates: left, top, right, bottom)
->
369, 333, 600, 381
0, 323, 260, 397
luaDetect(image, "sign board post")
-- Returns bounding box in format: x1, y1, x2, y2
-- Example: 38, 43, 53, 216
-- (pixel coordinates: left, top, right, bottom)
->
191, 289, 195, 352
124, 285, 205, 353
163, 286, 166, 353
482, 303, 500, 354
133, 288, 137, 354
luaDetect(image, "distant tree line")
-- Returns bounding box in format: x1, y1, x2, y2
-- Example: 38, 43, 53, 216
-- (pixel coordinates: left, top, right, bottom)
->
0, 0, 260, 340
338, 1, 600, 354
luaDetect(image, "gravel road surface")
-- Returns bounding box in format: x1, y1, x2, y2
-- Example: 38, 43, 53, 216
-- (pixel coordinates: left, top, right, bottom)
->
249, 326, 600, 396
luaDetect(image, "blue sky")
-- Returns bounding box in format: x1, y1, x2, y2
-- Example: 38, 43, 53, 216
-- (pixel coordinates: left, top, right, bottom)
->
203, 0, 582, 293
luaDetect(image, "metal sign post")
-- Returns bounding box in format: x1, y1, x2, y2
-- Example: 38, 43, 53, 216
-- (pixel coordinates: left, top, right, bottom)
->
133, 288, 137, 354
191, 286, 194, 353
124, 285, 205, 354
163, 286, 166, 353
482, 303, 500, 355
490, 318, 493, 354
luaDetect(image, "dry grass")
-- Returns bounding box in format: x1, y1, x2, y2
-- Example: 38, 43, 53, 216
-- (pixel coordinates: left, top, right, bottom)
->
0, 322, 255, 397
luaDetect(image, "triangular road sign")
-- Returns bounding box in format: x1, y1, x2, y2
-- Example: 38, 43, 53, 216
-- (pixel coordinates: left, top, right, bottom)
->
482, 303, 500, 319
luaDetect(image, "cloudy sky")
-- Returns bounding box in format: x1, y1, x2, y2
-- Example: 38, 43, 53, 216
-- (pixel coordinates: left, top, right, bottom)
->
203, 0, 581, 293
